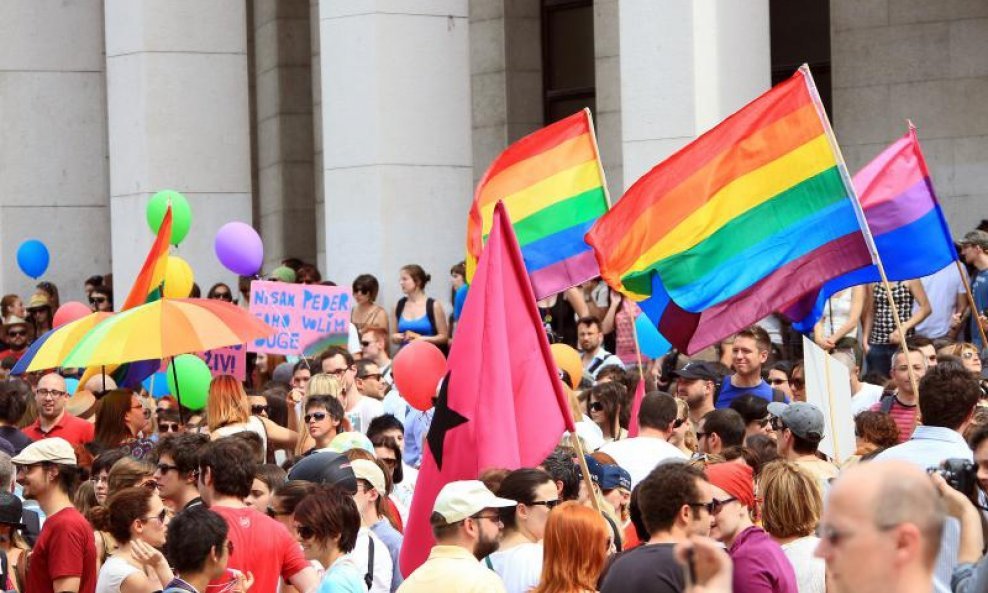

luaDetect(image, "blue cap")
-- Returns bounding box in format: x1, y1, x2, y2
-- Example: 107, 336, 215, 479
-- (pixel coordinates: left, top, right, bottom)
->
584, 455, 631, 491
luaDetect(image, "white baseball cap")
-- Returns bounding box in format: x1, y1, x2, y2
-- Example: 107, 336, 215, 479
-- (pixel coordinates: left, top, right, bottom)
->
432, 480, 517, 523
11, 437, 76, 466
351, 459, 387, 494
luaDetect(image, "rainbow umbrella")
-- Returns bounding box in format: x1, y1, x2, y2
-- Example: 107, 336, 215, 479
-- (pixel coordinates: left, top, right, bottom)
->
62, 298, 273, 368
11, 312, 112, 375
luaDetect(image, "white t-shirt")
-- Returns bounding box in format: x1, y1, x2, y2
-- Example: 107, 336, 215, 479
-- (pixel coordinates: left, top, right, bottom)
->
486, 542, 544, 593
851, 382, 884, 416
781, 536, 826, 593
346, 395, 385, 434
96, 555, 141, 593
598, 436, 688, 487
350, 527, 393, 593
915, 264, 965, 339
213, 415, 268, 458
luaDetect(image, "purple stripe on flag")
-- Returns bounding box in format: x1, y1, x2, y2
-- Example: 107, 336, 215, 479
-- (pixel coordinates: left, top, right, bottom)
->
865, 176, 936, 236
529, 250, 600, 300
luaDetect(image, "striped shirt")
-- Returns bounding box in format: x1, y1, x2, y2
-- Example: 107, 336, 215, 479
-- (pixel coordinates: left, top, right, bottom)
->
869, 395, 917, 443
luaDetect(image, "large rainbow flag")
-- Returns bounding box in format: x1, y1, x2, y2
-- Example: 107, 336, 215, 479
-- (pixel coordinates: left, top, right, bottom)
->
466, 109, 609, 299
586, 66, 873, 354
789, 126, 957, 332
121, 205, 173, 311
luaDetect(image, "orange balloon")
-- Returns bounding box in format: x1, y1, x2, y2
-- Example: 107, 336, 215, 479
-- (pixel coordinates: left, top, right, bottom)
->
550, 343, 583, 389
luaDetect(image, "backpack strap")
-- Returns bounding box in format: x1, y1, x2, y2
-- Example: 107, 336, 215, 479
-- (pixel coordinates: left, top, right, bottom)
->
880, 393, 897, 414
395, 297, 407, 322
587, 356, 606, 376
484, 556, 494, 570
364, 534, 375, 590
424, 297, 438, 333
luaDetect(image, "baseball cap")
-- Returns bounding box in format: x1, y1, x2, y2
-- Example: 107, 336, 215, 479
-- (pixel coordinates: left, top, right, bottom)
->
960, 230, 988, 250
351, 459, 387, 494
287, 451, 358, 494
584, 455, 631, 491
0, 493, 25, 529
768, 401, 824, 442
432, 480, 517, 523
672, 360, 722, 382
11, 437, 77, 466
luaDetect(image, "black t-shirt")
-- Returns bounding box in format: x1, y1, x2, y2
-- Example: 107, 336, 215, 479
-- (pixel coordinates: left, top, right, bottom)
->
0, 426, 31, 454
600, 543, 684, 593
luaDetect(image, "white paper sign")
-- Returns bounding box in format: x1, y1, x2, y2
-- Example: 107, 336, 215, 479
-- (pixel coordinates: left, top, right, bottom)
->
802, 336, 856, 464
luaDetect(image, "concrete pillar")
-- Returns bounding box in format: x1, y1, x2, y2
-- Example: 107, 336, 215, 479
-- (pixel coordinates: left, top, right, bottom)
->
594, 0, 622, 201
618, 0, 771, 191
0, 0, 110, 302
319, 1, 473, 307
469, 0, 543, 185
253, 0, 316, 271
831, 0, 988, 229
104, 0, 253, 301
310, 0, 326, 273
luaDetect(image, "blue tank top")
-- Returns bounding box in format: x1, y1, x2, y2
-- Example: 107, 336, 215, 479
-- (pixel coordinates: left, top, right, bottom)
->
397, 314, 436, 337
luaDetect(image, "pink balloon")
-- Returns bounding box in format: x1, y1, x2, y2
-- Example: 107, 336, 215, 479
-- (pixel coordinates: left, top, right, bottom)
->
53, 301, 92, 328
392, 341, 447, 411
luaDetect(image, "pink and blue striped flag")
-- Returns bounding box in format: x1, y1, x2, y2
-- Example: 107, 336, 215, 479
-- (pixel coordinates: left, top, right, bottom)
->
789, 127, 957, 331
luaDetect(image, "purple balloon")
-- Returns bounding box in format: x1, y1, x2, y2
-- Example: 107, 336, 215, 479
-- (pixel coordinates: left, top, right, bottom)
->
214, 222, 263, 276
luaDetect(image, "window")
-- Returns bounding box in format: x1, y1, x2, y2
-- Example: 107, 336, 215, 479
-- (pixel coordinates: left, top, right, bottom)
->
541, 0, 596, 124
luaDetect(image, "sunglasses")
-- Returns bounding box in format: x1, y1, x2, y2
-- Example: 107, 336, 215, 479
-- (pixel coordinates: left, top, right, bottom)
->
212, 292, 233, 301
358, 373, 383, 381
90, 296, 107, 305
673, 417, 686, 429
296, 525, 317, 540
789, 378, 805, 389
770, 416, 787, 432
6, 330, 27, 338
158, 423, 181, 433
589, 401, 604, 412
304, 412, 328, 423
697, 497, 737, 515
140, 508, 168, 523
156, 462, 180, 474
266, 506, 290, 518
528, 499, 561, 509
251, 405, 269, 415
360, 340, 372, 347
353, 287, 370, 295
767, 378, 787, 386
378, 457, 398, 468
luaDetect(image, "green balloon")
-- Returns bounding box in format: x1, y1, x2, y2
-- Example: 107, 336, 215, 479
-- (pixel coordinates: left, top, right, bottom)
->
166, 354, 212, 411
147, 190, 192, 245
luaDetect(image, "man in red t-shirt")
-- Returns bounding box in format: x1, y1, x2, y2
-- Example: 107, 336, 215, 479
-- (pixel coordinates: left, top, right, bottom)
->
22, 373, 94, 446
12, 437, 96, 593
199, 437, 318, 592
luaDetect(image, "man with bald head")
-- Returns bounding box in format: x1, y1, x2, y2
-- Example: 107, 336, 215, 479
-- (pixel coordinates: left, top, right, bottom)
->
815, 461, 945, 593
22, 373, 94, 446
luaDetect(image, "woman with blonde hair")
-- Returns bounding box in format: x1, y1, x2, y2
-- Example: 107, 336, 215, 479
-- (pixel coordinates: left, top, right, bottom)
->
669, 397, 697, 456
207, 375, 297, 460
759, 460, 825, 593
531, 501, 611, 593
941, 342, 983, 378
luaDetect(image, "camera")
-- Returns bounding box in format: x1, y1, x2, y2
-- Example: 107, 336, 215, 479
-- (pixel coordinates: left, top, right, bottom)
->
928, 458, 978, 498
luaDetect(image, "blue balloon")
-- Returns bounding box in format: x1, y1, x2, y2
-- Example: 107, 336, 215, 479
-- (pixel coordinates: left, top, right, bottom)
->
142, 371, 171, 399
635, 313, 671, 359
16, 240, 49, 279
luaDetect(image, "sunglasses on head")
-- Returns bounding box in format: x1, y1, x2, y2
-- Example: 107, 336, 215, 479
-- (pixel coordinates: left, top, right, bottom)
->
251, 404, 269, 415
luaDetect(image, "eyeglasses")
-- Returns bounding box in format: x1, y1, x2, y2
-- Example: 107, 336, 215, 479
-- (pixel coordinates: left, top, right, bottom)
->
767, 378, 787, 386
471, 513, 503, 525
156, 462, 181, 474
358, 373, 383, 381
251, 405, 269, 415
90, 474, 109, 485
89, 296, 107, 305
36, 389, 66, 399
6, 330, 27, 338
589, 401, 604, 412
325, 367, 350, 378
528, 499, 561, 509
158, 422, 181, 433
378, 456, 398, 469
789, 378, 805, 389
140, 508, 168, 524
962, 351, 979, 360
296, 525, 317, 540
304, 412, 328, 423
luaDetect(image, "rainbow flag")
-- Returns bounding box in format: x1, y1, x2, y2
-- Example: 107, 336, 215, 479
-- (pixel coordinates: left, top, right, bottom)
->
585, 66, 873, 355
122, 205, 172, 311
789, 126, 957, 332
466, 109, 609, 299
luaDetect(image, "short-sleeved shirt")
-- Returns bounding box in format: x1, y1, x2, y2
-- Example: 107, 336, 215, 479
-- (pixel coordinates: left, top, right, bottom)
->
600, 543, 682, 593
0, 425, 33, 453
716, 377, 775, 409
317, 556, 366, 593
398, 545, 506, 593
28, 506, 98, 593
209, 506, 310, 592
23, 413, 95, 447
868, 395, 917, 443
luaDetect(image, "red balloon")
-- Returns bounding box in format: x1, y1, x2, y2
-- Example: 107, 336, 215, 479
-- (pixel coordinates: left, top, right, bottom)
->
52, 301, 92, 328
392, 341, 447, 411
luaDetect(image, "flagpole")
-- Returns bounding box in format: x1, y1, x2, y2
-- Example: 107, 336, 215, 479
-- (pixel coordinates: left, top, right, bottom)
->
800, 64, 920, 397
564, 389, 603, 513
584, 107, 613, 210
956, 260, 988, 348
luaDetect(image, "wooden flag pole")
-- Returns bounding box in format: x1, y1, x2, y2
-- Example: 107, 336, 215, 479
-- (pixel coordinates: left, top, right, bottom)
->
565, 388, 603, 513
956, 259, 988, 349
802, 64, 922, 397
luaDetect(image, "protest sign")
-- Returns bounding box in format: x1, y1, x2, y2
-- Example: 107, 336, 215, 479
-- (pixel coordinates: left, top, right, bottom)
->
199, 344, 247, 380
249, 280, 352, 355
802, 336, 855, 464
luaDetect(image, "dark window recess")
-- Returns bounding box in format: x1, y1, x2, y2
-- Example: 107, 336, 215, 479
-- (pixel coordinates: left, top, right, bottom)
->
770, 0, 832, 121
542, 0, 596, 124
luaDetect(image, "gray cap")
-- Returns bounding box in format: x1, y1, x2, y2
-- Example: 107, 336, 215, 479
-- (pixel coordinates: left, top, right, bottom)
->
768, 401, 824, 442
961, 230, 988, 250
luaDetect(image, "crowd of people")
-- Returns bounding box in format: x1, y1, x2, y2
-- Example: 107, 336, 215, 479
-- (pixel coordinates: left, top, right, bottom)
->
0, 227, 986, 593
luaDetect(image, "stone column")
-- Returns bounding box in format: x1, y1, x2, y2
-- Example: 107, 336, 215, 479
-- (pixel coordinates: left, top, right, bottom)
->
319, 1, 473, 308
0, 0, 109, 301
618, 0, 771, 190
253, 0, 316, 271
104, 0, 253, 300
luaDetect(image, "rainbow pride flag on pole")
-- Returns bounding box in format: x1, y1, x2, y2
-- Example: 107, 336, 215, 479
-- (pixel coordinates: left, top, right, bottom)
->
466, 109, 609, 299
121, 205, 173, 311
586, 66, 873, 355
789, 126, 957, 332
